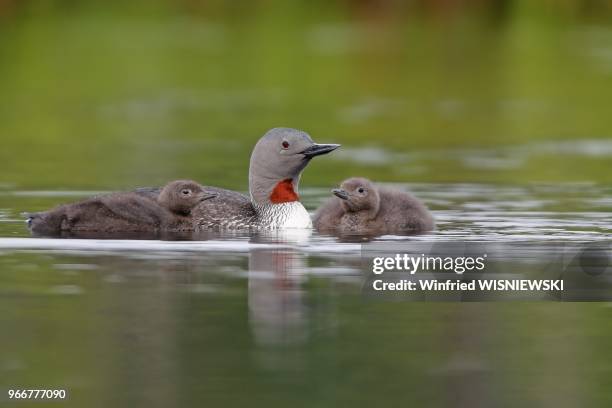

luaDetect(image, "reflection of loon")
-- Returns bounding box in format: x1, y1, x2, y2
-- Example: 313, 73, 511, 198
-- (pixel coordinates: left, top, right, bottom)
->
26, 128, 338, 235
248, 233, 310, 347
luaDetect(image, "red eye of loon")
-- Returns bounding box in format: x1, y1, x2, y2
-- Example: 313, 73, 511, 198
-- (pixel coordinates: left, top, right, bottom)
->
282, 141, 290, 149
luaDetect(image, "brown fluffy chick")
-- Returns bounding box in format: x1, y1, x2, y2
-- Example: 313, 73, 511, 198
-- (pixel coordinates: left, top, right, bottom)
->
26, 180, 216, 236
313, 177, 434, 235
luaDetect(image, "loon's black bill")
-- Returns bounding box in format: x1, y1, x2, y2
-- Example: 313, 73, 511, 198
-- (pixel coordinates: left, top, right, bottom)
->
301, 143, 341, 158
332, 189, 349, 200
199, 192, 218, 201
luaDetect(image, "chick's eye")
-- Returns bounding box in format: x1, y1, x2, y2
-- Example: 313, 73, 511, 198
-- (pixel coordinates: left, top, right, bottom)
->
281, 141, 290, 149
358, 188, 365, 194
181, 189, 191, 195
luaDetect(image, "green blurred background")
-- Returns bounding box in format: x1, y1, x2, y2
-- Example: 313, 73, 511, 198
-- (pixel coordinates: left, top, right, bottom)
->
1, 0, 611, 191
1, 2, 612, 407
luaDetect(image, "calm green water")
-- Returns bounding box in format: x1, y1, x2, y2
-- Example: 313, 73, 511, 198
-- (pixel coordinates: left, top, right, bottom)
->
1, 1, 612, 407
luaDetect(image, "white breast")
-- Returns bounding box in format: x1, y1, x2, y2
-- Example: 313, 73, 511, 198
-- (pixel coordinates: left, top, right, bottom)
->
255, 202, 313, 229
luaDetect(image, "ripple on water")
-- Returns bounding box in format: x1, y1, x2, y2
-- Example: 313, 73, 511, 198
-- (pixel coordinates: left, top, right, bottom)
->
0, 183, 609, 258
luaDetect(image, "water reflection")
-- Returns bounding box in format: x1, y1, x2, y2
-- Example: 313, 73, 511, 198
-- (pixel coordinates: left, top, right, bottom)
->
247, 231, 311, 369
432, 305, 493, 408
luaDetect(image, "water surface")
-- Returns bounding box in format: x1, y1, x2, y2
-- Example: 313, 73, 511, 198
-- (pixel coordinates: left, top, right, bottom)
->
1, 183, 611, 406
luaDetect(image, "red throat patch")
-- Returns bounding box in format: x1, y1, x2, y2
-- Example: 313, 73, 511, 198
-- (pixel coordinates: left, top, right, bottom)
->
269, 179, 299, 204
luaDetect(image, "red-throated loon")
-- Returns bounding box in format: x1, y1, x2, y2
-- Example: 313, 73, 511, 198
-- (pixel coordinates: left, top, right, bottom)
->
26, 128, 339, 235
190, 127, 339, 230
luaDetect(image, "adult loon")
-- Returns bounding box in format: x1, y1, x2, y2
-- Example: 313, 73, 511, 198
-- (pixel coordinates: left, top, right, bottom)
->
191, 127, 340, 230
26, 128, 339, 235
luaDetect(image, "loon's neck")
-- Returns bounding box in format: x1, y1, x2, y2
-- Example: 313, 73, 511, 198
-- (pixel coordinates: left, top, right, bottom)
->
269, 178, 299, 204
249, 178, 311, 229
